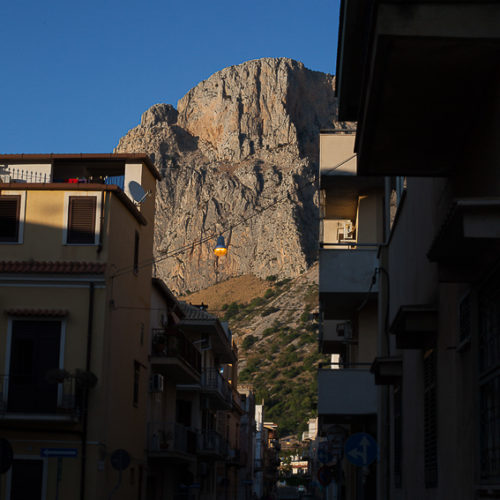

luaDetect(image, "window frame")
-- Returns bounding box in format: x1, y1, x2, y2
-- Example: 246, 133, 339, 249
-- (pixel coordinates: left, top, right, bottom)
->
0, 192, 26, 244
62, 192, 101, 246
3, 317, 66, 413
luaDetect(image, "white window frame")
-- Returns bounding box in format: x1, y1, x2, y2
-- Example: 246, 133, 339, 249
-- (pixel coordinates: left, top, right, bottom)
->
4, 317, 66, 411
0, 190, 26, 244
6, 454, 48, 500
62, 191, 102, 246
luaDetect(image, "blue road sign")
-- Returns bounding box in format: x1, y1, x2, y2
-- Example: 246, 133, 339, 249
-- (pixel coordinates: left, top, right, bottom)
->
344, 433, 378, 467
41, 448, 78, 458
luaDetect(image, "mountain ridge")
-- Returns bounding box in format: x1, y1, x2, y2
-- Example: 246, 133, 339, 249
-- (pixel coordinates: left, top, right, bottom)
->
115, 57, 350, 293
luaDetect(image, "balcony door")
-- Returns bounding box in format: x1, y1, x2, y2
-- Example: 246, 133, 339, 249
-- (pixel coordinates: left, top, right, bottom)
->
9, 458, 44, 500
8, 320, 61, 413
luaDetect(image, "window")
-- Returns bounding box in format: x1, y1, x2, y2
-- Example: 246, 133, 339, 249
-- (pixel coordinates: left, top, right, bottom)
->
133, 361, 140, 407
479, 270, 500, 481
133, 231, 139, 274
0, 195, 20, 242
424, 349, 438, 488
67, 196, 96, 244
8, 320, 61, 413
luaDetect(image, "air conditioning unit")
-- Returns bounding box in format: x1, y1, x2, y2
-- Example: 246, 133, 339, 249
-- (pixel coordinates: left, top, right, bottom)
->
336, 322, 353, 340
149, 373, 164, 393
0, 174, 11, 183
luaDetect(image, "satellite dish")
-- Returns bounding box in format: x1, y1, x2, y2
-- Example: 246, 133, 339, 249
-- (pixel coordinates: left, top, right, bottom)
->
129, 181, 148, 204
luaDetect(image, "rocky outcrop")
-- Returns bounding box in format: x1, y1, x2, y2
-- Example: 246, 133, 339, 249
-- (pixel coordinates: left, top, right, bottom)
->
116, 58, 349, 293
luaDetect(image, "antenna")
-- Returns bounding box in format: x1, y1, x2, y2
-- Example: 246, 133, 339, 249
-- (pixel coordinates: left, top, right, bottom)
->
128, 181, 149, 204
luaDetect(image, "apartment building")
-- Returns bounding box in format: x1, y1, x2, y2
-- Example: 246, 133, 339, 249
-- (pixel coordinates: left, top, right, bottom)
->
147, 278, 201, 499
317, 132, 384, 499
237, 385, 256, 500
0, 154, 160, 500
334, 2, 500, 499
175, 302, 239, 500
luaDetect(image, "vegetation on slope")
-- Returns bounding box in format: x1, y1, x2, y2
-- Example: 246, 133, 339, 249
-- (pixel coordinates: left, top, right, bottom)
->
184, 264, 328, 437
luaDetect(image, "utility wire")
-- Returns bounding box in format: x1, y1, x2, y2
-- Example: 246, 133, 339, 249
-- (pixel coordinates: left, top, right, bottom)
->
111, 154, 357, 279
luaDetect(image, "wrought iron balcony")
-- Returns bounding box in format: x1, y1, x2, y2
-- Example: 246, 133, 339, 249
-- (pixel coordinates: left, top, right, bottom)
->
0, 374, 81, 422
151, 329, 201, 383
201, 368, 232, 410
148, 421, 197, 457
198, 430, 227, 458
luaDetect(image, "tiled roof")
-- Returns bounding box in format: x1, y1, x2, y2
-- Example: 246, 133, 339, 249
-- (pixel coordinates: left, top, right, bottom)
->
0, 261, 106, 274
178, 301, 215, 321
5, 308, 68, 317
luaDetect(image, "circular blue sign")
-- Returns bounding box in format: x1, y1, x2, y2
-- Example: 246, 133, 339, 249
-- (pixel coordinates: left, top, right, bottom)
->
344, 433, 378, 467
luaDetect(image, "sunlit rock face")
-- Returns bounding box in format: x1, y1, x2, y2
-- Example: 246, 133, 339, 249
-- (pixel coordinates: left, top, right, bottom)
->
116, 57, 349, 293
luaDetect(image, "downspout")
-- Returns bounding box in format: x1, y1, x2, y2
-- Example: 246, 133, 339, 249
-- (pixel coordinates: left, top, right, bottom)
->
80, 282, 94, 500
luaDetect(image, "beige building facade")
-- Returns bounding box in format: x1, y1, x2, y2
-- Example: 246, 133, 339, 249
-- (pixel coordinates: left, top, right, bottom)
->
0, 154, 160, 500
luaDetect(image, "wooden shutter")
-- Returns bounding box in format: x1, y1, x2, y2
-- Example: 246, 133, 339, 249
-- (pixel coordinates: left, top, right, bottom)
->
0, 195, 20, 242
67, 196, 96, 244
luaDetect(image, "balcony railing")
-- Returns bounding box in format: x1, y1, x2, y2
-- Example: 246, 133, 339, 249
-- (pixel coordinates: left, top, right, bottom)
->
198, 430, 227, 457
1, 166, 126, 189
0, 374, 81, 420
148, 421, 197, 455
201, 368, 232, 405
151, 329, 201, 373
317, 363, 377, 418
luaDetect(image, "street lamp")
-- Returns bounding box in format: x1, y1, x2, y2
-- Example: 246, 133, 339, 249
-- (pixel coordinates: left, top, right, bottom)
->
214, 235, 228, 257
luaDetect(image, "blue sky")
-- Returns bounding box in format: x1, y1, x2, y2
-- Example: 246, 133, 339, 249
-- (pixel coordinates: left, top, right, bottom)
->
1, 0, 340, 153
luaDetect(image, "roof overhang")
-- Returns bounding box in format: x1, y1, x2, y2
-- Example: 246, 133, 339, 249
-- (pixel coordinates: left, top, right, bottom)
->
389, 305, 437, 349
370, 356, 402, 385
428, 199, 500, 260
336, 1, 500, 176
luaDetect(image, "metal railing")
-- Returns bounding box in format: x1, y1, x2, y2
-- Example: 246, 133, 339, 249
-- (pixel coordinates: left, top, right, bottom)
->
151, 329, 201, 373
201, 368, 232, 404
198, 430, 227, 456
148, 422, 197, 455
320, 242, 381, 249
318, 362, 373, 370
0, 374, 81, 417
1, 167, 125, 189
3, 168, 50, 183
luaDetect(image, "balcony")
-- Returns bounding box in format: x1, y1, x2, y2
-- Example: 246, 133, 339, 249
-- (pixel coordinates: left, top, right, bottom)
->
198, 430, 227, 459
317, 363, 377, 424
148, 422, 197, 461
200, 368, 232, 410
0, 374, 81, 423
319, 319, 356, 354
319, 246, 378, 317
151, 329, 201, 383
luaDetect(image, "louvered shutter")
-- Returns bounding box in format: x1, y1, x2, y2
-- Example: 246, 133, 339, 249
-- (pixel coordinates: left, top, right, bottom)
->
0, 195, 20, 242
67, 196, 96, 244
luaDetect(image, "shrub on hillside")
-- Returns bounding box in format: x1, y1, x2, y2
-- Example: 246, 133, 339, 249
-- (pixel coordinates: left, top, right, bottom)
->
242, 334, 257, 350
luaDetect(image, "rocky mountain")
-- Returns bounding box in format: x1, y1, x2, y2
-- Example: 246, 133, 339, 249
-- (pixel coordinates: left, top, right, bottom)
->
116, 57, 348, 293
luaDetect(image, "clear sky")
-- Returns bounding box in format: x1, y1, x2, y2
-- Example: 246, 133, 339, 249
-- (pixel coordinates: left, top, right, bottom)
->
1, 0, 340, 154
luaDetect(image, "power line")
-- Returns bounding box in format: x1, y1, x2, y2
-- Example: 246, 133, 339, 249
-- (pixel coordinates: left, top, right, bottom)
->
110, 154, 357, 279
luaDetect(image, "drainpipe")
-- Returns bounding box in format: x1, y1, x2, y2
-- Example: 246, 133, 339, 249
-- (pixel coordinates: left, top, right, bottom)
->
80, 282, 94, 500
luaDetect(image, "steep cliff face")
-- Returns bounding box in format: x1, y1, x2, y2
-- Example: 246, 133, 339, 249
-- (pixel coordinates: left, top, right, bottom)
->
116, 58, 346, 293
